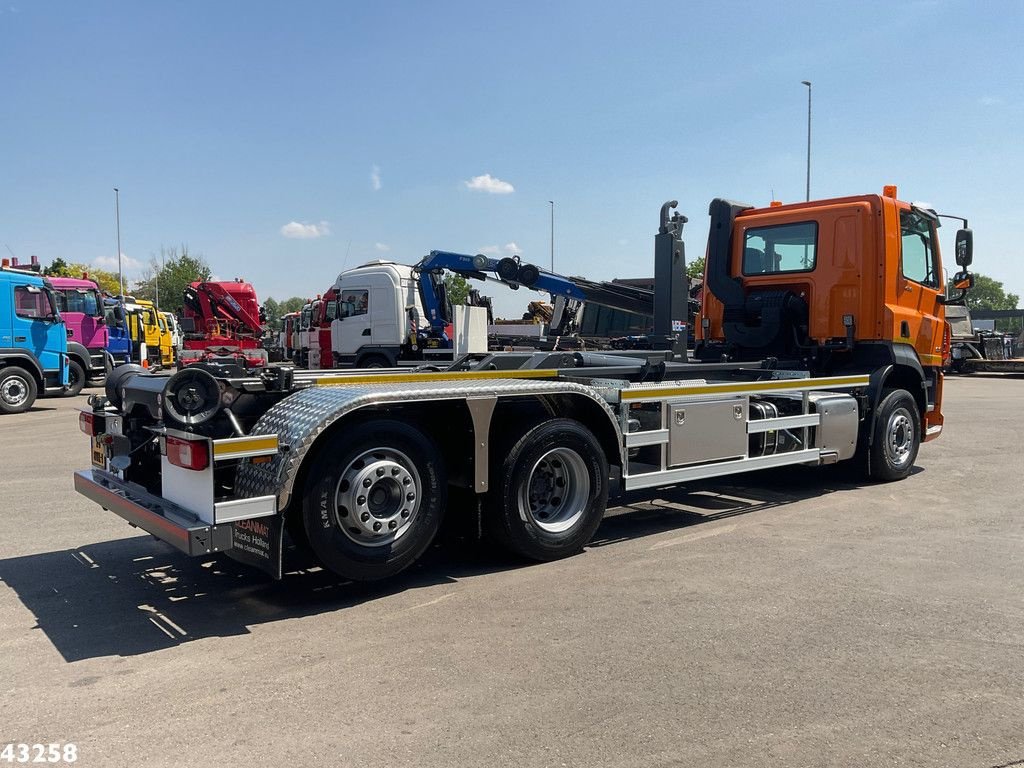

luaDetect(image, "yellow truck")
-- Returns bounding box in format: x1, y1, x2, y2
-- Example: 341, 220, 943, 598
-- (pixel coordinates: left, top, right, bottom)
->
123, 298, 175, 369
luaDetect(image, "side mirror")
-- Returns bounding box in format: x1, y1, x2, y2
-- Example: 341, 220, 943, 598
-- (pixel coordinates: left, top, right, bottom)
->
114, 306, 125, 322
955, 228, 973, 267
940, 270, 974, 305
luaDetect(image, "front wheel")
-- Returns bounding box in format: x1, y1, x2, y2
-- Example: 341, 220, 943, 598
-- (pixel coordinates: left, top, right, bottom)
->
64, 359, 86, 397
484, 418, 609, 561
301, 420, 447, 581
865, 388, 920, 482
0, 366, 38, 414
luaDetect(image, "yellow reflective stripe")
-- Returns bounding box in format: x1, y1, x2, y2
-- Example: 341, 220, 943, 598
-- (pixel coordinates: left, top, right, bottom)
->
213, 436, 279, 458
919, 353, 943, 366
314, 369, 561, 387
620, 374, 870, 401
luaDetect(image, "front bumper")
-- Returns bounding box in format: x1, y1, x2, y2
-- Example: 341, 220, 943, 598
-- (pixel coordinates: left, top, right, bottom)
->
74, 469, 233, 556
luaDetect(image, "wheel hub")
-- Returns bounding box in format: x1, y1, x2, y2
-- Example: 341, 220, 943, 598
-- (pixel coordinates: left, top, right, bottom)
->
885, 409, 914, 467
1, 378, 28, 407
519, 447, 590, 534
335, 449, 420, 546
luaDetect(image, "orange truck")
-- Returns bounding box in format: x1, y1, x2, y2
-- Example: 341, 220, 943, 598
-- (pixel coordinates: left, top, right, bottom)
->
695, 185, 973, 476
76, 187, 972, 584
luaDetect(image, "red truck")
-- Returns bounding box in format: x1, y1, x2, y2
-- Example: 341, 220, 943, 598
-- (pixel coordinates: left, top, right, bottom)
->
179, 279, 268, 371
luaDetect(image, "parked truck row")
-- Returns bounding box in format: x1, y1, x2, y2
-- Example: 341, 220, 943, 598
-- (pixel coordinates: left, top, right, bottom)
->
75, 186, 976, 585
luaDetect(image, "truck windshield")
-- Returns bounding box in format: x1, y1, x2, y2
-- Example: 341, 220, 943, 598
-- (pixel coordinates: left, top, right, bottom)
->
900, 210, 940, 289
55, 288, 103, 317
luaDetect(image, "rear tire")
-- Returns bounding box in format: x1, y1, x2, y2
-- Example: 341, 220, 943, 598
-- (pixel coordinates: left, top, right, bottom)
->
864, 388, 920, 482
64, 360, 86, 397
484, 418, 609, 561
301, 420, 447, 581
0, 366, 37, 414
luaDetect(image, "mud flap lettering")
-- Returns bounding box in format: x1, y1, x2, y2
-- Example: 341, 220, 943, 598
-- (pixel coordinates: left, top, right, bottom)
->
224, 516, 283, 579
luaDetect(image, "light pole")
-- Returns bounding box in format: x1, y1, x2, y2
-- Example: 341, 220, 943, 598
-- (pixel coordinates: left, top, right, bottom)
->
114, 187, 124, 297
548, 200, 554, 272
801, 80, 812, 201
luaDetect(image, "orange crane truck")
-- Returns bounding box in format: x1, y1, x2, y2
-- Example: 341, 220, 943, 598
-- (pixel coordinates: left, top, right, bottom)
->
75, 186, 972, 583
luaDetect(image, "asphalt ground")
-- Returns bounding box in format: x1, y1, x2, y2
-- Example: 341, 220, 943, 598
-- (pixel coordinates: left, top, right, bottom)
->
1, 375, 1022, 768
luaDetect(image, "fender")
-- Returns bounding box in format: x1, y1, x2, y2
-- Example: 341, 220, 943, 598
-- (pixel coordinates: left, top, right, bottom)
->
861, 344, 928, 446
235, 377, 623, 514
66, 340, 93, 370
0, 348, 45, 385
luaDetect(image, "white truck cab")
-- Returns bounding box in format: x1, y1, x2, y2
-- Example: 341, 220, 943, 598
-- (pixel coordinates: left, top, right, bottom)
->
329, 260, 428, 368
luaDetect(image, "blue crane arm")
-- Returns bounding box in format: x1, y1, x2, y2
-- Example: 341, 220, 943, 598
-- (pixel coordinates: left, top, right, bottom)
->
418, 250, 588, 303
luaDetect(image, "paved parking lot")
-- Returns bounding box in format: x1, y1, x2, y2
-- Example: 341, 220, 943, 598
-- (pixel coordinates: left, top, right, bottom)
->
1, 376, 1023, 767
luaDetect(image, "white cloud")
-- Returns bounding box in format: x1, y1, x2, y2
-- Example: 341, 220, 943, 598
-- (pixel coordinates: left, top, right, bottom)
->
371, 165, 382, 191
374, 242, 390, 252
280, 220, 331, 239
464, 173, 515, 195
92, 253, 143, 272
479, 242, 521, 257
978, 95, 1004, 107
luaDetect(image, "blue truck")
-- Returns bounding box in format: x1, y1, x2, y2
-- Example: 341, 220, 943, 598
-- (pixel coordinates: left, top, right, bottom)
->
103, 296, 135, 367
0, 260, 69, 414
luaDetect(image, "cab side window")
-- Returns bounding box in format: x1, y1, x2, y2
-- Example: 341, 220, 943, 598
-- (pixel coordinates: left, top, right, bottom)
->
743, 221, 818, 274
340, 290, 369, 318
900, 211, 939, 288
14, 286, 50, 319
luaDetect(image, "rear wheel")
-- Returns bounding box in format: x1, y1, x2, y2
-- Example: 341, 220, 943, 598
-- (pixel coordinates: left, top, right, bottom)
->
484, 418, 609, 561
64, 359, 86, 397
864, 388, 920, 481
301, 420, 446, 581
0, 366, 38, 414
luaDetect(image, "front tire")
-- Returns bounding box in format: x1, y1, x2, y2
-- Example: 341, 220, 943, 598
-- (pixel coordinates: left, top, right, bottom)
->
64, 360, 86, 397
0, 366, 38, 414
865, 388, 920, 481
485, 418, 609, 561
301, 420, 447, 581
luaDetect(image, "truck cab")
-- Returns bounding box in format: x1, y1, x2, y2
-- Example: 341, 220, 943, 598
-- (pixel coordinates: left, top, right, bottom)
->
103, 297, 135, 367
329, 260, 431, 368
163, 312, 182, 358
695, 186, 973, 443
0, 261, 69, 413
49, 275, 109, 394
122, 298, 173, 369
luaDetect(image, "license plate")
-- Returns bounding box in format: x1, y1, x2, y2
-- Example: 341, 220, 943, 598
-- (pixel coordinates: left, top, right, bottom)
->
91, 437, 106, 468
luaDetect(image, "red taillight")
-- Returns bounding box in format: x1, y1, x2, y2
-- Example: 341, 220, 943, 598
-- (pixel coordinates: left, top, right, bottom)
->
165, 436, 209, 471
79, 412, 96, 436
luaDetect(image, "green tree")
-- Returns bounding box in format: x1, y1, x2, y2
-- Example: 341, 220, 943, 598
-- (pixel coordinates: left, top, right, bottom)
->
132, 246, 213, 311
262, 297, 281, 330
948, 272, 1020, 312
686, 256, 705, 280
443, 273, 471, 305
278, 296, 307, 314
43, 258, 121, 294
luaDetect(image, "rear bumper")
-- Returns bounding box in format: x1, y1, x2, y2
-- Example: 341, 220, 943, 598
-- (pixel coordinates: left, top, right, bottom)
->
74, 469, 233, 556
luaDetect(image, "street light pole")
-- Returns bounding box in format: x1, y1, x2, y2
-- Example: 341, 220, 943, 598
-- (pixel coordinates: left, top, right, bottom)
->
114, 187, 123, 297
801, 80, 812, 201
548, 200, 554, 272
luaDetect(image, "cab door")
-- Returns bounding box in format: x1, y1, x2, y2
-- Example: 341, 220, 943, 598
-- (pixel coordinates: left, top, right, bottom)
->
335, 287, 372, 355
892, 208, 944, 370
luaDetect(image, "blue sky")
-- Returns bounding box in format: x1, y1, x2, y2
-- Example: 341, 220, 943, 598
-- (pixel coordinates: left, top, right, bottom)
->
2, 0, 1022, 317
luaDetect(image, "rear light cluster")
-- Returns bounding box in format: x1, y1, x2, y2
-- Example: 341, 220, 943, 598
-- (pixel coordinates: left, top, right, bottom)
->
79, 412, 102, 436
165, 436, 209, 471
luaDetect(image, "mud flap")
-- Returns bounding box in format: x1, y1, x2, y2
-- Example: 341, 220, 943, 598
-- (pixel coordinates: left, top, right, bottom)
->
223, 516, 285, 579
